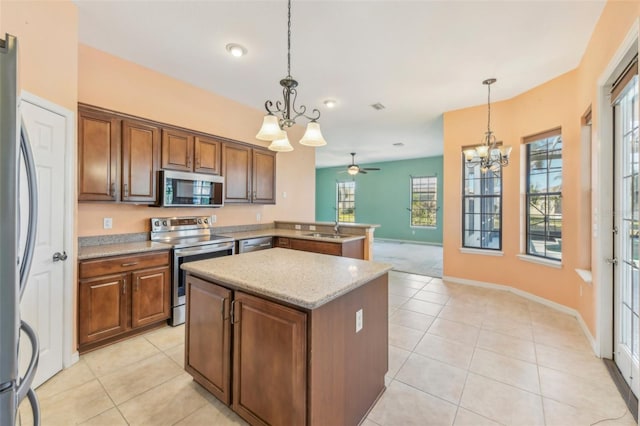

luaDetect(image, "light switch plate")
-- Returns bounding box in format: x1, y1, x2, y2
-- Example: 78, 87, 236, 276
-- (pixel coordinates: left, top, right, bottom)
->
103, 217, 112, 229
355, 309, 363, 333
309, 225, 316, 231
295, 224, 301, 230
210, 215, 217, 223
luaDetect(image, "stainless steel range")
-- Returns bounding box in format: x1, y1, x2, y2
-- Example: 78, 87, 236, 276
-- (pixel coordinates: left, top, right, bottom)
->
151, 215, 234, 326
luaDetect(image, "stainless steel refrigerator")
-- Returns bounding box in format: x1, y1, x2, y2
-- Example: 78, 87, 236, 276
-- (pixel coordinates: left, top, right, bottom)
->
0, 33, 41, 425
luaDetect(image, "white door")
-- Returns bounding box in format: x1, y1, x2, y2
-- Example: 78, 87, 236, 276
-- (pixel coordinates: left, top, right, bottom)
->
613, 71, 639, 397
18, 99, 66, 388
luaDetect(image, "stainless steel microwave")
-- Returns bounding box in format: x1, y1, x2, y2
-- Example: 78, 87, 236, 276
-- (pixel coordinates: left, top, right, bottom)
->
156, 170, 224, 207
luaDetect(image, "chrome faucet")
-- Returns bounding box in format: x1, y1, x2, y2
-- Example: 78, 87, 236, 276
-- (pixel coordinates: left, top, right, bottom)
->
333, 221, 340, 235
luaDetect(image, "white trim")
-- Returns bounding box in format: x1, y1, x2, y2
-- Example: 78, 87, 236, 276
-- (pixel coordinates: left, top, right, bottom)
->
575, 268, 593, 285
21, 91, 78, 368
594, 19, 639, 359
443, 275, 598, 355
458, 247, 503, 256
517, 254, 562, 269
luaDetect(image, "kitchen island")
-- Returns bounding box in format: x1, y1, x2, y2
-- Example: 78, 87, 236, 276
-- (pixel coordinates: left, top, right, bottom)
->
182, 248, 392, 426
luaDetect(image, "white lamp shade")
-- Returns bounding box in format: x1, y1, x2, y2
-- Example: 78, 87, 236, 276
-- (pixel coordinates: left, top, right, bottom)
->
500, 145, 513, 157
268, 131, 294, 152
475, 145, 489, 158
256, 115, 281, 141
299, 122, 327, 147
463, 149, 477, 161
347, 166, 359, 175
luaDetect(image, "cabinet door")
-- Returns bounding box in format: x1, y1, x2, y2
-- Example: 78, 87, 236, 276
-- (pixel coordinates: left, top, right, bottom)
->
78, 108, 120, 201
185, 276, 232, 405
252, 149, 276, 204
121, 119, 160, 202
161, 128, 193, 172
222, 143, 252, 203
194, 136, 221, 175
130, 266, 170, 328
232, 292, 307, 426
78, 274, 128, 345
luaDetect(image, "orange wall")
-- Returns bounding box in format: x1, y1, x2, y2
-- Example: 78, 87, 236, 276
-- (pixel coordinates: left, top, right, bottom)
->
0, 0, 78, 112
443, 0, 640, 336
77, 45, 316, 236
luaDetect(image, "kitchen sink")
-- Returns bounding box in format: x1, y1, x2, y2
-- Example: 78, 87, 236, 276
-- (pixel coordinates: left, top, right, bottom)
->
303, 232, 347, 239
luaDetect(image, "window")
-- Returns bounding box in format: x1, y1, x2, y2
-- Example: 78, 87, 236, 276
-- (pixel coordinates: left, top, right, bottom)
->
337, 181, 355, 223
410, 176, 438, 227
525, 128, 563, 261
462, 158, 502, 250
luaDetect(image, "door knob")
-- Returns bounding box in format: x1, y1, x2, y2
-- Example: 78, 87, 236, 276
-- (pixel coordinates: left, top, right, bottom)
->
52, 251, 68, 262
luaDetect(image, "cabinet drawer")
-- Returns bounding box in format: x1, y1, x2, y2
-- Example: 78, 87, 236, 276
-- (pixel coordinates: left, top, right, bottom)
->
79, 251, 170, 279
275, 237, 290, 248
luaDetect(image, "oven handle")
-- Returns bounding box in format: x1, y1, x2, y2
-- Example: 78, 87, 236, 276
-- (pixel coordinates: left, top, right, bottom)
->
174, 244, 233, 257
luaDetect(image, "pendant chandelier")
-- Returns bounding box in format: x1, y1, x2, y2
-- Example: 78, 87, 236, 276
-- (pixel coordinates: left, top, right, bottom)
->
463, 78, 511, 172
256, 0, 326, 152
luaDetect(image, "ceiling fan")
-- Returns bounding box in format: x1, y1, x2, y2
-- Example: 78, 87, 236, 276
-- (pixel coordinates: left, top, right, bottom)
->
344, 153, 381, 175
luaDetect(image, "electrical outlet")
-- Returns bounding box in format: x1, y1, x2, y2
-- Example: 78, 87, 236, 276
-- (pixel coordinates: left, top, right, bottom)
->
309, 225, 316, 231
282, 191, 287, 199
256, 213, 261, 221
295, 224, 301, 230
210, 215, 217, 223
103, 217, 113, 229
355, 309, 363, 333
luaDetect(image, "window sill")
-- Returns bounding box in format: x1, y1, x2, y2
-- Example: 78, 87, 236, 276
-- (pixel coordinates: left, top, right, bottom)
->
575, 268, 593, 284
459, 247, 504, 257
517, 254, 562, 269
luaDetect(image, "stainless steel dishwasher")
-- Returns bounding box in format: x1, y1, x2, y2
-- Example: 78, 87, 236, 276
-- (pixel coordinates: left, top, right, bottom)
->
237, 236, 273, 253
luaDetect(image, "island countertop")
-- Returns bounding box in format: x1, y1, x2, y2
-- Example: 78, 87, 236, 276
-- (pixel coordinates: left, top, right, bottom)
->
181, 247, 392, 309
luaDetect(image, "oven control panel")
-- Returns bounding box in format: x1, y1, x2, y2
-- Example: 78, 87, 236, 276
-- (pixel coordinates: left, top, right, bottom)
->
151, 215, 214, 232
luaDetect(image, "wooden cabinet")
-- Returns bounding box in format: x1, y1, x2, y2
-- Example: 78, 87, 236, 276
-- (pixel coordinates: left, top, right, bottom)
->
78, 251, 171, 352
78, 104, 160, 203
222, 144, 276, 204
232, 292, 307, 426
185, 277, 232, 405
274, 237, 365, 259
185, 272, 388, 426
78, 108, 120, 201
162, 128, 221, 175
122, 120, 160, 202
185, 275, 307, 426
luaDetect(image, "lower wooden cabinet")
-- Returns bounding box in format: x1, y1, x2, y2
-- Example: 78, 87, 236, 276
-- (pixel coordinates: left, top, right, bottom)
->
274, 237, 364, 259
186, 276, 307, 426
78, 251, 171, 352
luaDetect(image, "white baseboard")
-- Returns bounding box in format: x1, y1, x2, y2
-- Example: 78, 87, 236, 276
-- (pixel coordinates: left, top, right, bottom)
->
65, 351, 79, 368
443, 275, 598, 355
375, 237, 443, 247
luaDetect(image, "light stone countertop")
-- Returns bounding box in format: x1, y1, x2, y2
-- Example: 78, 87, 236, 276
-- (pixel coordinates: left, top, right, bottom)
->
78, 241, 172, 260
222, 228, 365, 242
181, 248, 392, 309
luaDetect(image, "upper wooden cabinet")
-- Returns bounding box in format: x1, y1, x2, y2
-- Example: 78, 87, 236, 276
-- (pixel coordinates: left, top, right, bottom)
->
122, 120, 160, 203
222, 143, 276, 204
161, 129, 221, 175
78, 105, 160, 203
78, 108, 120, 201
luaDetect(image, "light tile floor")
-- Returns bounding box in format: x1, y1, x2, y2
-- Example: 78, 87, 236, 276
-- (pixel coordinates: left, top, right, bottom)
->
19, 271, 637, 425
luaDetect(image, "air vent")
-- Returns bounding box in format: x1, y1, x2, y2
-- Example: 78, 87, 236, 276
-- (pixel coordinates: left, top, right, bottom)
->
370, 103, 385, 111
393, 142, 404, 147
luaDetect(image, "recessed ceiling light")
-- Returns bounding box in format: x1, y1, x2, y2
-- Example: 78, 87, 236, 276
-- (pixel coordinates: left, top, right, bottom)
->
226, 43, 247, 58
324, 99, 337, 108
371, 102, 385, 110
393, 142, 404, 147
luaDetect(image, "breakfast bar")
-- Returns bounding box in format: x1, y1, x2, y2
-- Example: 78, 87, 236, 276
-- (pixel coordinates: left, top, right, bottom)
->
182, 248, 392, 426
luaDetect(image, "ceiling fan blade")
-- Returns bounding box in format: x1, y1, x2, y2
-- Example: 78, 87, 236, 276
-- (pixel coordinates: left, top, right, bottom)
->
363, 168, 380, 171
359, 170, 368, 174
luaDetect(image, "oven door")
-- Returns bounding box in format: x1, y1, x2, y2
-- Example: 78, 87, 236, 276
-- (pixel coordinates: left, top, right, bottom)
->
172, 242, 234, 325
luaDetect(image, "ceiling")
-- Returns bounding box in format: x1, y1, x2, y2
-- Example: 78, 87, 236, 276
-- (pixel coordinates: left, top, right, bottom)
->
75, 0, 605, 168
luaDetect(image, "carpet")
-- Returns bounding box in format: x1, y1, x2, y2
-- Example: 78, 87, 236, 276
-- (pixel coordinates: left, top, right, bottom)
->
373, 240, 443, 278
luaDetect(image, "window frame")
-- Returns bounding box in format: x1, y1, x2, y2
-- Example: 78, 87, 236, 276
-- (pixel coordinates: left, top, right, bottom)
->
524, 128, 563, 261
336, 181, 356, 223
410, 175, 438, 228
461, 155, 503, 251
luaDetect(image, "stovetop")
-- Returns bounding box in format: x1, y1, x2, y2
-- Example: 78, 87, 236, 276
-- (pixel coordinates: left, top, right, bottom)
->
153, 234, 234, 249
